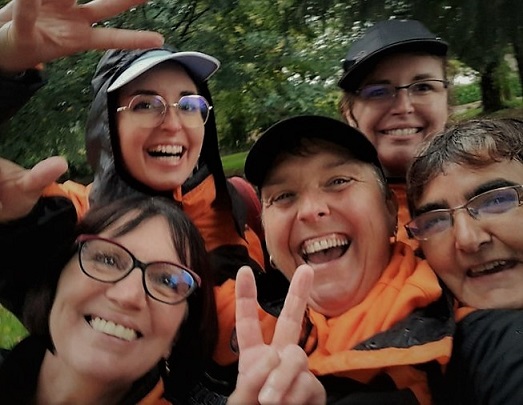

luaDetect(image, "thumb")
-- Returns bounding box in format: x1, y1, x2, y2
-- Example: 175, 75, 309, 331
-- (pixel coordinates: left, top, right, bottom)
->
20, 156, 68, 195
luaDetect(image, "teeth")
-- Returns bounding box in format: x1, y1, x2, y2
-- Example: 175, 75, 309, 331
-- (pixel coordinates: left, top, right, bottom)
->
89, 317, 138, 341
148, 145, 183, 155
382, 128, 418, 136
302, 235, 349, 255
470, 260, 507, 274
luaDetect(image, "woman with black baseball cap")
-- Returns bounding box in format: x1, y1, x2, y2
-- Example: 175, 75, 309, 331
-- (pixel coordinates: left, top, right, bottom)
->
338, 19, 450, 248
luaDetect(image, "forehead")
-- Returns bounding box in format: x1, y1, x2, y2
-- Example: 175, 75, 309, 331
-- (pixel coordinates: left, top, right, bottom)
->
118, 62, 197, 96
418, 160, 523, 204
364, 52, 445, 83
262, 143, 373, 188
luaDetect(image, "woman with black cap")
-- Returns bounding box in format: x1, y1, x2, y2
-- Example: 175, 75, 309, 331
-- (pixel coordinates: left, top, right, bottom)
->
338, 19, 450, 247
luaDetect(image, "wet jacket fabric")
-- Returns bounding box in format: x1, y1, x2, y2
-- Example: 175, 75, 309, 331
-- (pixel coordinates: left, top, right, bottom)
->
214, 242, 455, 404
0, 335, 171, 404
41, 46, 265, 284
443, 309, 523, 405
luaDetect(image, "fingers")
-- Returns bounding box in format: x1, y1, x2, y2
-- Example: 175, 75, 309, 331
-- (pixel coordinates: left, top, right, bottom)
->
22, 156, 68, 194
258, 345, 326, 405
271, 264, 313, 349
11, 0, 38, 35
87, 27, 164, 51
235, 266, 264, 352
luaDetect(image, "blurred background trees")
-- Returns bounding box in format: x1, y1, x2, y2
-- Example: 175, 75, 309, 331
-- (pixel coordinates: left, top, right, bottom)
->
0, 0, 521, 182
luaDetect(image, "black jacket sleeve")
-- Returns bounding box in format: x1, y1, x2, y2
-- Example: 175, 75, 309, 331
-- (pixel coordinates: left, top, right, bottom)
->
0, 69, 47, 125
0, 196, 77, 319
444, 309, 523, 405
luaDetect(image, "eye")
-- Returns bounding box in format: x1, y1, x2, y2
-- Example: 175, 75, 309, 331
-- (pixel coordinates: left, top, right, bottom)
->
177, 96, 200, 113
91, 251, 128, 271
417, 211, 451, 233
475, 188, 519, 214
410, 81, 436, 94
359, 84, 393, 100
129, 95, 165, 113
327, 177, 352, 188
265, 191, 297, 207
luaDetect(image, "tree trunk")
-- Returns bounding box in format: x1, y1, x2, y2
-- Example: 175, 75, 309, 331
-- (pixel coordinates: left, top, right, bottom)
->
480, 62, 504, 113
512, 31, 523, 97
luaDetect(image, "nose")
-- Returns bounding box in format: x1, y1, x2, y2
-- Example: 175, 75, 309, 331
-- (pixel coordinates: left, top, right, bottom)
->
160, 104, 183, 130
105, 268, 147, 309
296, 192, 330, 222
389, 88, 414, 114
453, 210, 491, 253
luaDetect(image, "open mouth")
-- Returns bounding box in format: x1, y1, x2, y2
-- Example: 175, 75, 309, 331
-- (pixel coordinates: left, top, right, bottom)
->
86, 316, 142, 341
147, 144, 184, 160
467, 259, 517, 278
301, 234, 350, 264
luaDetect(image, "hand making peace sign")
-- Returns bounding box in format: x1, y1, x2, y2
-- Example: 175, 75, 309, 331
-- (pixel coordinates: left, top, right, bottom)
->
228, 264, 326, 405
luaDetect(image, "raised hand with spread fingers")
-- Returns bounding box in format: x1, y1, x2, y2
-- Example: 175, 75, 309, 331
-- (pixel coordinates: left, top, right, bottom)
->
0, 0, 164, 74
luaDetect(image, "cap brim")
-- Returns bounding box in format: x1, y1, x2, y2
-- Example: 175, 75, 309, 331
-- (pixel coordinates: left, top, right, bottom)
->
107, 50, 220, 92
244, 115, 382, 187
338, 39, 448, 91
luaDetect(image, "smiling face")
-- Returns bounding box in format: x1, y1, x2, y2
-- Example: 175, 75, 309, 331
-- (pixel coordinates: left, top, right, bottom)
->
345, 53, 448, 177
116, 62, 205, 191
415, 160, 523, 309
261, 142, 396, 317
48, 215, 187, 385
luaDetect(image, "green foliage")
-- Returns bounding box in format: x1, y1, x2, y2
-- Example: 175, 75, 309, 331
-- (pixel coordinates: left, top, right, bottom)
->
452, 83, 482, 105
0, 306, 27, 349
0, 0, 521, 177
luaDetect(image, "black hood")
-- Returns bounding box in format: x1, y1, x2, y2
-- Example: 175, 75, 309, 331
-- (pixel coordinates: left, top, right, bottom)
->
84, 45, 232, 211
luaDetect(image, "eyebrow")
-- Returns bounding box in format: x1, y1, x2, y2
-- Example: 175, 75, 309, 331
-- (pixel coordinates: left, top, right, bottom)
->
414, 178, 520, 215
125, 89, 197, 98
362, 73, 443, 86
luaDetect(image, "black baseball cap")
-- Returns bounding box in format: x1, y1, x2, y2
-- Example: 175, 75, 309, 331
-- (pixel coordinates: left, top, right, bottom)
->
338, 19, 448, 92
244, 115, 383, 188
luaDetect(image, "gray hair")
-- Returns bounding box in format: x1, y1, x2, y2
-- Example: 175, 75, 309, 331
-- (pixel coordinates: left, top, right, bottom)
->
406, 118, 523, 215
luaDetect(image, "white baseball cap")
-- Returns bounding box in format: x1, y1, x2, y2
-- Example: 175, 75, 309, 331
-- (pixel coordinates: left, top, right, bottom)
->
107, 49, 220, 92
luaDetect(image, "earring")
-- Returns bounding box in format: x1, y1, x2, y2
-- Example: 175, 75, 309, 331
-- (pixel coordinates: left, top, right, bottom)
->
164, 358, 171, 376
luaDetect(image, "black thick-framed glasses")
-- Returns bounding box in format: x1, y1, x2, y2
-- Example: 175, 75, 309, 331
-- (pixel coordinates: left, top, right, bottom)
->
116, 94, 212, 128
77, 235, 201, 305
355, 79, 449, 104
405, 185, 523, 241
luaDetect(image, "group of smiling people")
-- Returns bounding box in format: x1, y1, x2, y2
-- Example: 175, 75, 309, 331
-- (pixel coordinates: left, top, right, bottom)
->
1, 1, 523, 404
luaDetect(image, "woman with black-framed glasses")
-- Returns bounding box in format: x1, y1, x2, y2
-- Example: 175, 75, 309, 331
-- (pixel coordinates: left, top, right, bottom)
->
406, 117, 523, 404
0, 194, 325, 404
0, 195, 216, 403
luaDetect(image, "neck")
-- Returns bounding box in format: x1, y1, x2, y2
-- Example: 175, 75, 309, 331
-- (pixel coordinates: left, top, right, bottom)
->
36, 350, 130, 405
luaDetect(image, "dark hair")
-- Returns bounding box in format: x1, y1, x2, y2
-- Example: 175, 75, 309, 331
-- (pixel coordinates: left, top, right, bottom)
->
406, 118, 523, 215
26, 195, 217, 398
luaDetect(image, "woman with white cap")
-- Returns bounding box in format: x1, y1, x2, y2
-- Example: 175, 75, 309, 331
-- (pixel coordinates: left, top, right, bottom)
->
0, 44, 267, 397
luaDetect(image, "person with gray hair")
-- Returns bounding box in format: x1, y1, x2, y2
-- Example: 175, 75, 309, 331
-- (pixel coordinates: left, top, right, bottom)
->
405, 117, 523, 403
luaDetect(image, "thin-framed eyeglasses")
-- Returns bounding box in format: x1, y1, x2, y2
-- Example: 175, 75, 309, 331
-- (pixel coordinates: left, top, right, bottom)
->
77, 235, 201, 305
116, 94, 212, 129
355, 79, 449, 105
405, 185, 523, 241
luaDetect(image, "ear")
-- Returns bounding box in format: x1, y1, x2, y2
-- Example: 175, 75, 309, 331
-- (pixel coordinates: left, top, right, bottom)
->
385, 191, 399, 237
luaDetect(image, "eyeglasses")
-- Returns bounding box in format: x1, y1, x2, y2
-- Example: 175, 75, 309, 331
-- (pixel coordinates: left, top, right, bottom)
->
77, 235, 201, 305
405, 185, 523, 241
355, 79, 449, 104
116, 94, 212, 128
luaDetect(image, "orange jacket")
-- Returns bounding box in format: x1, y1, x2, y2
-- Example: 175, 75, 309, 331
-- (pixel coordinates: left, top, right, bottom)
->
214, 242, 454, 404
